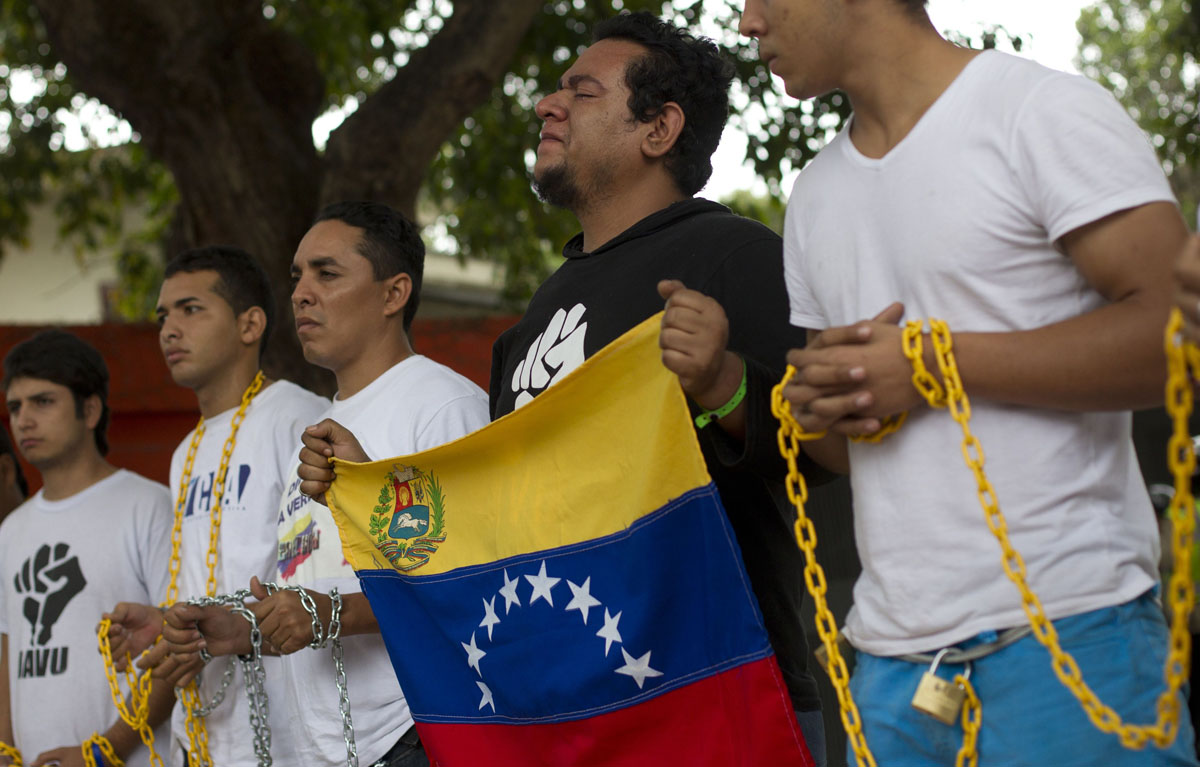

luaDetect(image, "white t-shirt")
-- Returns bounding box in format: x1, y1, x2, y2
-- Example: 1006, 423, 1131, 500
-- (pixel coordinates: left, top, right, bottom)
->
0, 470, 172, 767
167, 380, 329, 767
273, 354, 489, 765
784, 51, 1176, 655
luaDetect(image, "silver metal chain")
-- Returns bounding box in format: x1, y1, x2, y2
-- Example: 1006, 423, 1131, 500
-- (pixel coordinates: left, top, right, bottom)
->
229, 603, 272, 767
262, 583, 326, 649
185, 590, 272, 767
182, 590, 252, 717
257, 583, 358, 767
328, 589, 359, 767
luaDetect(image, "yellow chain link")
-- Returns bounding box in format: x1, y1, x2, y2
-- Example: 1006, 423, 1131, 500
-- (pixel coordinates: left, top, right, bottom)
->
82, 733, 125, 767
164, 425, 204, 606
922, 316, 1190, 750
95, 618, 162, 766
99, 372, 264, 767
0, 741, 21, 765
774, 312, 1194, 764
954, 674, 982, 767
771, 380, 878, 767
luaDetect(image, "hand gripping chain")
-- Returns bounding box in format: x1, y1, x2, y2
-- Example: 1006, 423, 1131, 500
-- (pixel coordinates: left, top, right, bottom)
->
772, 311, 1197, 765
261, 583, 359, 767
94, 619, 164, 766
184, 590, 273, 766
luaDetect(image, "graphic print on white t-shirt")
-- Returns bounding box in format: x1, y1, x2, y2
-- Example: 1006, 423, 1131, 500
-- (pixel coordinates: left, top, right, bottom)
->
509, 302, 588, 409
13, 542, 86, 677
181, 464, 252, 519
276, 473, 325, 580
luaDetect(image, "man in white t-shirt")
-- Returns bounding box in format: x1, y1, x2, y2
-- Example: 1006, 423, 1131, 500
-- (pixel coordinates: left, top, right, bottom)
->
738, 1, 1196, 765
0, 330, 174, 767
103, 246, 328, 766
164, 202, 489, 767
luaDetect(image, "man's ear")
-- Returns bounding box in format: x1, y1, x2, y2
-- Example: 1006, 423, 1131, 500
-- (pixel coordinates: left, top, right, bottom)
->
82, 394, 103, 431
238, 306, 269, 349
382, 273, 414, 319
641, 102, 686, 160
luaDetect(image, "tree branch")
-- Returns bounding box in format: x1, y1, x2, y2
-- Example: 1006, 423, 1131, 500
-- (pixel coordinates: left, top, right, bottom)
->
322, 0, 545, 215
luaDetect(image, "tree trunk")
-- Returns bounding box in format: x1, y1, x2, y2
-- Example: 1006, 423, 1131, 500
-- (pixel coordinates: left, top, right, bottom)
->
33, 0, 543, 393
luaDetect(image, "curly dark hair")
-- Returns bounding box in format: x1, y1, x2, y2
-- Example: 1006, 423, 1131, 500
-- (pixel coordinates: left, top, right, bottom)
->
593, 12, 734, 196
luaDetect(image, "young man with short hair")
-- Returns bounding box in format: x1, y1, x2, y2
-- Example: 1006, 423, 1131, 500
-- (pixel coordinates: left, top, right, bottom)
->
0, 330, 173, 767
740, 0, 1195, 763
106, 246, 328, 766
166, 202, 490, 767
0, 424, 26, 522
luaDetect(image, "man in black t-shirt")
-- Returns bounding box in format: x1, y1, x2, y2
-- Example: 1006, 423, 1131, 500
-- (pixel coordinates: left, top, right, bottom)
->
492, 12, 832, 763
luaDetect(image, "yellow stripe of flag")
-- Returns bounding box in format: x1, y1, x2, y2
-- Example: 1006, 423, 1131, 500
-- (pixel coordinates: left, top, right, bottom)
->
327, 312, 712, 576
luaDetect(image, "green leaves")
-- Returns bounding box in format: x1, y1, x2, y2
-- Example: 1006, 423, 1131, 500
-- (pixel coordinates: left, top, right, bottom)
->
1079, 0, 1199, 223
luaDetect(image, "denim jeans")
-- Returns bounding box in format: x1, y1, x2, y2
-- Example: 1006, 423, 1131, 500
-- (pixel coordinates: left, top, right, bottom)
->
795, 708, 828, 767
848, 591, 1198, 766
372, 727, 428, 767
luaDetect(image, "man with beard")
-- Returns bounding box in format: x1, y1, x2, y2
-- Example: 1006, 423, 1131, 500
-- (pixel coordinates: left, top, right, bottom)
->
299, 12, 831, 763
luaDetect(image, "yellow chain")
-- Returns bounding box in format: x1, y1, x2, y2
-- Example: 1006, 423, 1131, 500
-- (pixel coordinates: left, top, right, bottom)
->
82, 733, 125, 767
773, 312, 1194, 763
95, 618, 162, 766
164, 426, 204, 606
954, 674, 982, 767
920, 316, 1190, 749
98, 372, 264, 767
771, 381, 878, 767
0, 741, 21, 765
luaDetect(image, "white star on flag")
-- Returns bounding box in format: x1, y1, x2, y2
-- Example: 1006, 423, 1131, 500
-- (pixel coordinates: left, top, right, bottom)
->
615, 647, 663, 689
462, 631, 486, 675
524, 560, 561, 607
480, 595, 500, 640
477, 680, 495, 712
565, 576, 602, 625
499, 568, 522, 614
596, 608, 623, 656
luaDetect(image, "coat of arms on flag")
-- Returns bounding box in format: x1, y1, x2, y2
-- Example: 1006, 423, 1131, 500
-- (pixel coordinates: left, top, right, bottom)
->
368, 464, 446, 571
327, 314, 813, 766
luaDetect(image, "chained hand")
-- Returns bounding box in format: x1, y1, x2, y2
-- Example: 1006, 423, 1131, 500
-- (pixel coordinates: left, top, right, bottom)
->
785, 302, 908, 436
99, 603, 165, 672
249, 577, 330, 655
164, 602, 253, 665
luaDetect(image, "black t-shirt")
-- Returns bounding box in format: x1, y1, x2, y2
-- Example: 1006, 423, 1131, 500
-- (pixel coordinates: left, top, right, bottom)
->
490, 198, 827, 712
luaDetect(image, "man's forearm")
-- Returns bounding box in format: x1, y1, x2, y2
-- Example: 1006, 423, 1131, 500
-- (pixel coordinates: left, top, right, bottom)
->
948, 293, 1170, 412
339, 592, 379, 636
800, 433, 850, 475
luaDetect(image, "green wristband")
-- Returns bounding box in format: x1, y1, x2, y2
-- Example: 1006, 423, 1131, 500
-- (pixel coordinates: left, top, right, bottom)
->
694, 358, 747, 429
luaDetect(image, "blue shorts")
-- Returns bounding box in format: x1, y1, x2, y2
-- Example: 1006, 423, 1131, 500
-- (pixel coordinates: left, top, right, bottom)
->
849, 592, 1198, 766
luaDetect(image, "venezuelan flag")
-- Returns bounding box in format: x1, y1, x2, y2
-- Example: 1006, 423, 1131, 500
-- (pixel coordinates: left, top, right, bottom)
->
326, 314, 812, 766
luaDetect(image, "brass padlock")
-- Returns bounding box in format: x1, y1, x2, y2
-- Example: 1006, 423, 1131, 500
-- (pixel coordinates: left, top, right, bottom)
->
911, 649, 969, 726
